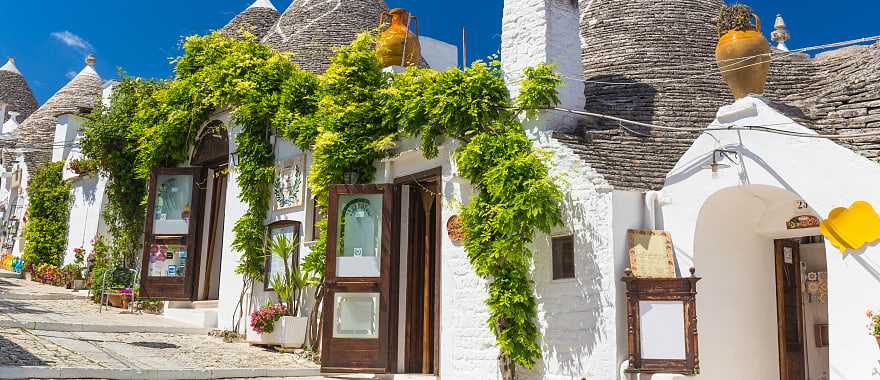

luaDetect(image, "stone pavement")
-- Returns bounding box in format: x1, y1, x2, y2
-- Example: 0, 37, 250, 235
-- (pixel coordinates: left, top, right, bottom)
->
0, 269, 320, 379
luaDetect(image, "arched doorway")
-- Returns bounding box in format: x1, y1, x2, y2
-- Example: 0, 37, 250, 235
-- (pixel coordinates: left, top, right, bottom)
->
191, 122, 229, 301
693, 185, 829, 380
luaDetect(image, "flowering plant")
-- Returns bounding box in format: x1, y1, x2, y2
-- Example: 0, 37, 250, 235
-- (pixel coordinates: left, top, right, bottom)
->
250, 303, 288, 334
112, 288, 133, 295
36, 264, 63, 286
868, 309, 880, 337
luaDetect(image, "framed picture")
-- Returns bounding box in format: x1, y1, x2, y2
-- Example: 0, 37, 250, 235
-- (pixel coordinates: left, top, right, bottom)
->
264, 220, 302, 291
273, 156, 306, 211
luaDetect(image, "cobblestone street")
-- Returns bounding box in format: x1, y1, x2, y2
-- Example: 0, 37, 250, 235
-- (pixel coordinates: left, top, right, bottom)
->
0, 270, 323, 379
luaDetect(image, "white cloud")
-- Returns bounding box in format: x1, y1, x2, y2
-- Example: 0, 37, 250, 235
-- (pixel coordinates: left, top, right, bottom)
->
65, 71, 78, 79
51, 31, 93, 53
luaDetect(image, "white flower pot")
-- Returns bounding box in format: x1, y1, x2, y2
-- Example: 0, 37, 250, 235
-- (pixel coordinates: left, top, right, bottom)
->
247, 316, 307, 348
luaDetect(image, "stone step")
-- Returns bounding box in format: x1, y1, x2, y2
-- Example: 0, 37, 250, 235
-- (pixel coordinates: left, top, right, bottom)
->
162, 306, 218, 329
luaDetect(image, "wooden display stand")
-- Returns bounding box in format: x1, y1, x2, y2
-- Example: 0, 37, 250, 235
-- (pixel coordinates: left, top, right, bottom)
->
623, 268, 701, 375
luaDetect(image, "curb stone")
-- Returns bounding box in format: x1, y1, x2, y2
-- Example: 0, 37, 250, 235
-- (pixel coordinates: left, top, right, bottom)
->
0, 320, 211, 335
0, 367, 321, 379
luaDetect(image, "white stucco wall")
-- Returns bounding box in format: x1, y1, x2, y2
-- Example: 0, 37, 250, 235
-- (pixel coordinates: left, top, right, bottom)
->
661, 96, 880, 380
520, 130, 628, 380
502, 0, 585, 132
63, 175, 108, 265
216, 117, 313, 331
419, 36, 459, 71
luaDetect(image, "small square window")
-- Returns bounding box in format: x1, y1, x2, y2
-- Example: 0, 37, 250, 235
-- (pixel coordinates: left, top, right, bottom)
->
552, 235, 575, 280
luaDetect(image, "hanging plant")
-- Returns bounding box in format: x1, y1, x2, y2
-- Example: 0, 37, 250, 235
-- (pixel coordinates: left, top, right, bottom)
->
717, 4, 757, 37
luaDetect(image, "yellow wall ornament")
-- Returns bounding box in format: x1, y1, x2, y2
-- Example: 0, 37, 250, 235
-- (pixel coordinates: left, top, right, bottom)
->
819, 201, 880, 252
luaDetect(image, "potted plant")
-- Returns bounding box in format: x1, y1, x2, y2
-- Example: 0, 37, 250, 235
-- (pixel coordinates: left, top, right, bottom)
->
715, 4, 771, 99
22, 262, 33, 281
247, 234, 309, 348
868, 309, 880, 348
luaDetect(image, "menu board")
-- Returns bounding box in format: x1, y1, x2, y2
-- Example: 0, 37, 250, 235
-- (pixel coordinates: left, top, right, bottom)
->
627, 230, 676, 278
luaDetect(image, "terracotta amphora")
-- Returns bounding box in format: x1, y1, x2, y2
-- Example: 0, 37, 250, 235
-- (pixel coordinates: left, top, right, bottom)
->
715, 13, 771, 99
377, 8, 421, 67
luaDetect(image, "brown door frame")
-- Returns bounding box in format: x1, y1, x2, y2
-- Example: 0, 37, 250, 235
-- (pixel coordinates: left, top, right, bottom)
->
393, 168, 442, 376
140, 167, 206, 301
321, 184, 395, 373
774, 239, 806, 380
200, 168, 228, 300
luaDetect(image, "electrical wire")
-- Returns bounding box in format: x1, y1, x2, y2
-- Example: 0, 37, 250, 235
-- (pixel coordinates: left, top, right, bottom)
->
509, 35, 880, 87
544, 107, 880, 140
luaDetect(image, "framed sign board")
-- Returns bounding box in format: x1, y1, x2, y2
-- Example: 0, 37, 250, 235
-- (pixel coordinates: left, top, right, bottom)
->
624, 268, 701, 375
627, 230, 675, 278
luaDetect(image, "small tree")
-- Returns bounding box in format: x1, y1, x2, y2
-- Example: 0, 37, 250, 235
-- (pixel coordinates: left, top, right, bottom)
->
268, 234, 308, 317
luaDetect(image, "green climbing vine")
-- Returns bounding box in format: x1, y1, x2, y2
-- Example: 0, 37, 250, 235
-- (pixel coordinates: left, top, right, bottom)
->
82, 77, 161, 266
22, 161, 72, 267
85, 30, 562, 371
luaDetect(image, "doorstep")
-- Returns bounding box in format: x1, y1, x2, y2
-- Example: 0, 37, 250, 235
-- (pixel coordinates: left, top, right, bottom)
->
162, 303, 219, 329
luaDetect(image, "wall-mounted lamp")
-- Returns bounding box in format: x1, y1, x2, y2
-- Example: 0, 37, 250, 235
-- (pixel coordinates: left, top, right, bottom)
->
343, 171, 360, 185
702, 149, 740, 175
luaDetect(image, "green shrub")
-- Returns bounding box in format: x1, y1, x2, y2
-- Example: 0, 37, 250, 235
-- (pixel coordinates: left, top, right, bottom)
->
22, 162, 71, 267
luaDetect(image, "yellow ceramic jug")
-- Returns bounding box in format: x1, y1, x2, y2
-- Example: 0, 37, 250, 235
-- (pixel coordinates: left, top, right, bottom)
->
377, 8, 421, 68
715, 13, 771, 99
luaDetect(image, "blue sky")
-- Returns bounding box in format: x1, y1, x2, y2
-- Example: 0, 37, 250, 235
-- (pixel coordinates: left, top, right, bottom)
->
0, 1, 875, 103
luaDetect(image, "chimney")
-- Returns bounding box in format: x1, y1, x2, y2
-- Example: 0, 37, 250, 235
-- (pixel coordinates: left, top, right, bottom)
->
502, 0, 585, 132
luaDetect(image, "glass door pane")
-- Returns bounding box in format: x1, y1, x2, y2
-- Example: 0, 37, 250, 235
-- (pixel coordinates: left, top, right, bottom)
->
333, 292, 380, 339
336, 193, 383, 277
153, 174, 194, 235
146, 239, 189, 277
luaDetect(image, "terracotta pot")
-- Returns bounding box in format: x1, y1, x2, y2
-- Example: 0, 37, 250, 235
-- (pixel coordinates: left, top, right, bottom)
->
121, 300, 130, 310
377, 8, 421, 67
876, 335, 880, 349
715, 13, 771, 99
108, 293, 124, 308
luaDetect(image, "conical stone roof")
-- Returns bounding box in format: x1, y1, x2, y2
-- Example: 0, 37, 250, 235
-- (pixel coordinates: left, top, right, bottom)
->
221, 0, 280, 40
262, 0, 387, 73
0, 57, 38, 124
561, 0, 880, 191
17, 55, 103, 169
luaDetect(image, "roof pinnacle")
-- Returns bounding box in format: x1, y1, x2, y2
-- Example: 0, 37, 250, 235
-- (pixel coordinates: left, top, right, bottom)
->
771, 14, 791, 52
86, 53, 96, 66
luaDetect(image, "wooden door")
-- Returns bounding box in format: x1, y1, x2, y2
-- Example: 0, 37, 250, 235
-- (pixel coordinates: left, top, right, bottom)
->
321, 184, 394, 373
140, 168, 205, 300
775, 239, 806, 380
404, 185, 438, 374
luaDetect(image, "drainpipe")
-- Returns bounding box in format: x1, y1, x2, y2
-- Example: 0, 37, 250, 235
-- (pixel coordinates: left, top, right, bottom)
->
645, 191, 659, 229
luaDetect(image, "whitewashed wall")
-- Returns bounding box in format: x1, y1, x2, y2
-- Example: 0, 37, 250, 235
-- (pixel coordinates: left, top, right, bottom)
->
502, 0, 585, 132
661, 96, 880, 380
216, 118, 313, 331
63, 175, 108, 265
